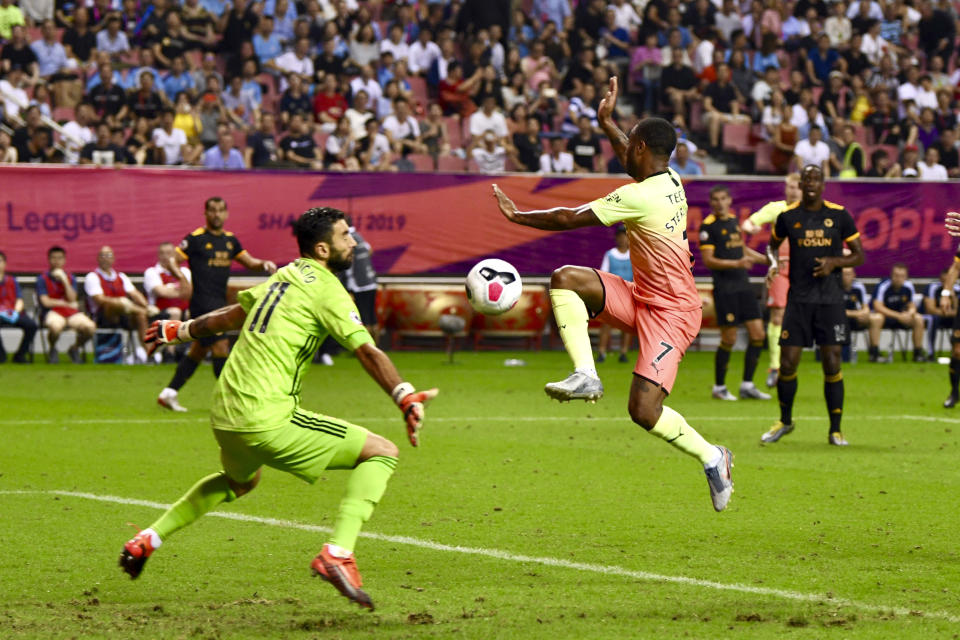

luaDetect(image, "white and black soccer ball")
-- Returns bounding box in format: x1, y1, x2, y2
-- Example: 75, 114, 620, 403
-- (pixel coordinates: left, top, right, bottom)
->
465, 258, 523, 315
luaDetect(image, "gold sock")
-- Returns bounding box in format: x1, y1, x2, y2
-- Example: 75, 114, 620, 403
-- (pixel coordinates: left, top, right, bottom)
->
550, 288, 596, 374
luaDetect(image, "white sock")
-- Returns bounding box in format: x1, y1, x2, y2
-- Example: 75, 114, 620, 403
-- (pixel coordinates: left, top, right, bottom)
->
142, 527, 163, 549
161, 387, 177, 396
325, 543, 352, 558
740, 381, 755, 389
703, 446, 723, 469
575, 367, 598, 378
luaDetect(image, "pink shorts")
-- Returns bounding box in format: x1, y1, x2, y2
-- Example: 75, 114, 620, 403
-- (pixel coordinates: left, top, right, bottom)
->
595, 271, 702, 394
767, 272, 789, 308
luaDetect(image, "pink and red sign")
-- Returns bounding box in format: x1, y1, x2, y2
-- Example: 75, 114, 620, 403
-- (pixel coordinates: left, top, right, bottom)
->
0, 166, 954, 278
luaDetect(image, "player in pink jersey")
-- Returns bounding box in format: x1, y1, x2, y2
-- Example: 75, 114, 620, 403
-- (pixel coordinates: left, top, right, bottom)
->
492, 77, 733, 512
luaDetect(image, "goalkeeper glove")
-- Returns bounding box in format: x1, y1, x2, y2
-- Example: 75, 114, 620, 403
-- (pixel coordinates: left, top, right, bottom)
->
391, 382, 439, 447
145, 319, 194, 356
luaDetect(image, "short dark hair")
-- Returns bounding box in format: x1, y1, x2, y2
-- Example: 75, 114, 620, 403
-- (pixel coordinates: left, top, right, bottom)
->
292, 207, 346, 256
48, 245, 66, 257
205, 196, 225, 211
870, 148, 888, 165
709, 185, 730, 197
892, 262, 908, 272
632, 117, 677, 158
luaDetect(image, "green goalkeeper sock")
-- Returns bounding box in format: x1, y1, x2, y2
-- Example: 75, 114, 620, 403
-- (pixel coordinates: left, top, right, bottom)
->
550, 288, 596, 376
767, 322, 781, 370
150, 472, 237, 541
649, 406, 719, 466
329, 456, 398, 554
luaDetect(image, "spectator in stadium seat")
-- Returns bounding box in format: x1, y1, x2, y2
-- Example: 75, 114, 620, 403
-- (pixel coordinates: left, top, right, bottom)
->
251, 15, 282, 72
191, 53, 223, 96
122, 49, 162, 91
163, 56, 195, 101
769, 102, 798, 173
538, 136, 574, 174
869, 262, 925, 362
751, 66, 781, 118
669, 140, 703, 176
244, 111, 280, 167
533, 0, 572, 31
714, 0, 742, 43
1, 66, 30, 124
0, 250, 37, 364
420, 102, 451, 157
863, 91, 902, 146
96, 15, 130, 59
17, 126, 61, 163
825, 1, 852, 46
347, 23, 379, 68
805, 32, 844, 87
469, 94, 509, 148
83, 245, 150, 362
918, 146, 948, 181
0, 0, 26, 41
315, 37, 345, 79
221, 74, 259, 128
376, 77, 400, 119
408, 27, 440, 76
323, 116, 359, 171
380, 23, 410, 65
203, 123, 245, 169
344, 89, 373, 139
153, 12, 192, 69
865, 148, 899, 177
836, 123, 864, 177
0, 130, 17, 163
1, 25, 39, 80
659, 46, 699, 121
30, 19, 72, 80
279, 73, 311, 128
172, 92, 203, 150
62, 8, 95, 66
703, 63, 749, 151
918, 0, 955, 64
512, 115, 542, 172
567, 114, 602, 173
153, 107, 193, 164
470, 129, 507, 172
312, 74, 347, 133
935, 128, 959, 178
900, 144, 920, 177
629, 33, 662, 117
356, 117, 394, 172
275, 37, 314, 91
35, 246, 96, 363
280, 111, 322, 169
182, 0, 217, 47
350, 63, 384, 108
793, 124, 830, 175
127, 72, 165, 124
265, 0, 294, 46
60, 101, 96, 165
382, 96, 424, 157
80, 121, 128, 165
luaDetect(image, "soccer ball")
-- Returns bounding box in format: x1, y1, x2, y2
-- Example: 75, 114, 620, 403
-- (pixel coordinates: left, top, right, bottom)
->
465, 258, 523, 315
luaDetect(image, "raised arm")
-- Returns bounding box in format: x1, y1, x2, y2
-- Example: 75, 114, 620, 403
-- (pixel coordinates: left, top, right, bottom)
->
492, 184, 603, 231
596, 76, 634, 179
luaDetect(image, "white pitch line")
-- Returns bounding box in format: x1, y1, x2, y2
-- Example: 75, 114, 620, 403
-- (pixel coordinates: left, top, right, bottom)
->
3, 414, 960, 426
0, 489, 956, 624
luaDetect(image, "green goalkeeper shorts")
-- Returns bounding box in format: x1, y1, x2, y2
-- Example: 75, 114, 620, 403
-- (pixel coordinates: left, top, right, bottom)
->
213, 408, 369, 484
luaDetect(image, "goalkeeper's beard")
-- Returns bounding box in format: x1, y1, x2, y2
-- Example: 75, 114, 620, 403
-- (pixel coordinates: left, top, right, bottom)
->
327, 251, 354, 273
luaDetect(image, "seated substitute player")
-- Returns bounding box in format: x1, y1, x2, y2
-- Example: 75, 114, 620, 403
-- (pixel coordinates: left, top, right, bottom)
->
868, 263, 925, 363
741, 173, 802, 388
841, 266, 877, 361
935, 250, 960, 407
35, 246, 96, 363
0, 251, 38, 363
84, 246, 151, 363
699, 185, 772, 401
923, 268, 959, 363
157, 197, 277, 412
491, 77, 734, 513
143, 242, 192, 361
597, 225, 633, 363
120, 207, 438, 611
761, 165, 864, 447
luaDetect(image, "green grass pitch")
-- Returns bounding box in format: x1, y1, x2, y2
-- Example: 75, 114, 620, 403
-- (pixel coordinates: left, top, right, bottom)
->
1, 350, 959, 638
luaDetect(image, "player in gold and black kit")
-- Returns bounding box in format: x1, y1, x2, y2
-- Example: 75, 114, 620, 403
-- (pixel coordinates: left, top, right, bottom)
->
699, 185, 772, 401
936, 249, 960, 408
760, 165, 864, 446
157, 197, 277, 412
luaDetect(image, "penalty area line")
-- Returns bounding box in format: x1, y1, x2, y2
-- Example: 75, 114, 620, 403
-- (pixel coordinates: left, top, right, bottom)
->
0, 489, 956, 624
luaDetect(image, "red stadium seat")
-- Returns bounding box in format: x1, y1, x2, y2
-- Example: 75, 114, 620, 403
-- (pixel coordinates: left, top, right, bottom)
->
444, 115, 463, 149
754, 141, 776, 174
436, 155, 466, 171
52, 106, 75, 122
408, 76, 429, 110
407, 153, 435, 171
721, 122, 752, 153
232, 128, 247, 150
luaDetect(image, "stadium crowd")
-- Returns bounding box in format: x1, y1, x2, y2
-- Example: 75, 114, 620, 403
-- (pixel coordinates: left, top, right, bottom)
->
0, 0, 957, 176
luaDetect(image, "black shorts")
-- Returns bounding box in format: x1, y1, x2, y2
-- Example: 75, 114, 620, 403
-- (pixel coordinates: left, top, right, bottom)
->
352, 289, 377, 326
781, 301, 848, 347
952, 313, 960, 344
882, 315, 912, 330
713, 288, 762, 326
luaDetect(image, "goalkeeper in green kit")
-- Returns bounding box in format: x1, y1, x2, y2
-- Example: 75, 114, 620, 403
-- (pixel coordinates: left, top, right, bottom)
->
119, 207, 438, 611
